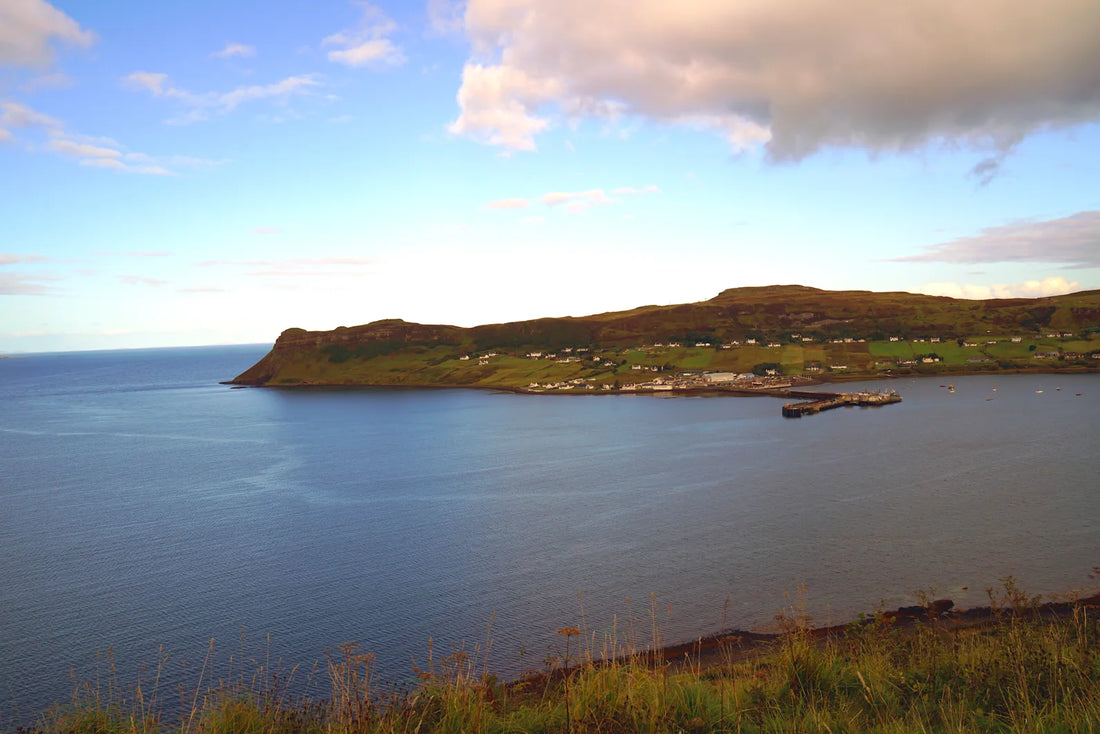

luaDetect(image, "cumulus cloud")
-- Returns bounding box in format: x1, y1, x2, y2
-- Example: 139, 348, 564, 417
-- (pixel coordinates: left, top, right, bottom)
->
125, 71, 323, 120
916, 276, 1082, 300
212, 42, 255, 59
0, 127, 12, 143
449, 0, 1100, 158
0, 0, 94, 67
323, 2, 404, 67
894, 211, 1100, 269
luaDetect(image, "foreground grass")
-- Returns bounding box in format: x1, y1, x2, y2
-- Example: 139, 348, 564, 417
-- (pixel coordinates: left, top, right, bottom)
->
17, 589, 1100, 733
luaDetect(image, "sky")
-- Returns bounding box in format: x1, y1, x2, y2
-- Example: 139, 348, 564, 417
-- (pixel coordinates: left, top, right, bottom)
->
2, 0, 1099, 353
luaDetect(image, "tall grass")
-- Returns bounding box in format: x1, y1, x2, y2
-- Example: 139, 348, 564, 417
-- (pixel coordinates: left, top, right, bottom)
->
13, 580, 1100, 733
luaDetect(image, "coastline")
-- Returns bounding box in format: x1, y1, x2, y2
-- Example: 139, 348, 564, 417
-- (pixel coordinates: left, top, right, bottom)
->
525, 589, 1100, 685
223, 364, 1098, 393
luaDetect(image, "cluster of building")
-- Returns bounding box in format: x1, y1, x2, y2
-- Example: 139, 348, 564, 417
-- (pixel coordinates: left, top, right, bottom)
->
452, 330, 1096, 392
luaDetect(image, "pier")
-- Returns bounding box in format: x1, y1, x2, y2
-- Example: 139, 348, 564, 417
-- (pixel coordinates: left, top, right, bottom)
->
781, 390, 902, 417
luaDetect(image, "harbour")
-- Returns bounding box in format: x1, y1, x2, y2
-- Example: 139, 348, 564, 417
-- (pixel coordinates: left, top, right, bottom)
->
781, 389, 902, 417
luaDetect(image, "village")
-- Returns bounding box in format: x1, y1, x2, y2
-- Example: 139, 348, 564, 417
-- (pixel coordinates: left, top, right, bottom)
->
441, 329, 1097, 395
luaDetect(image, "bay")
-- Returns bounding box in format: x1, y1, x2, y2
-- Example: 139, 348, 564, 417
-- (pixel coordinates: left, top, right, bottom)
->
1, 346, 1097, 723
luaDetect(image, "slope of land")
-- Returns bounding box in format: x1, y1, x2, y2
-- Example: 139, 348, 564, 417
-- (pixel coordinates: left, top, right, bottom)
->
24, 587, 1100, 733
230, 285, 1100, 389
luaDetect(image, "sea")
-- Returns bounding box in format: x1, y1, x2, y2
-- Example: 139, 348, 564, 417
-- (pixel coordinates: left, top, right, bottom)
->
1, 344, 1097, 723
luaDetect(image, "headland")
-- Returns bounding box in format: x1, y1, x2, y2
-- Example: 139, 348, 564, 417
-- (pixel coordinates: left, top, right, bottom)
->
227, 285, 1100, 392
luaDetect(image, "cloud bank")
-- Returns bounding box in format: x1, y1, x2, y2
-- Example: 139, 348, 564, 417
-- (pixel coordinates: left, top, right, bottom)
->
895, 211, 1100, 269
448, 0, 1100, 158
916, 276, 1082, 300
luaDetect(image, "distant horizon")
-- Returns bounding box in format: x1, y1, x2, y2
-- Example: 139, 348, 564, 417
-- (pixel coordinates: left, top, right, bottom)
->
4, 1, 1099, 353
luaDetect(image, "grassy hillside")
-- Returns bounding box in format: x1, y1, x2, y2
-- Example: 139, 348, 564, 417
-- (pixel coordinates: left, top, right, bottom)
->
22, 584, 1100, 733
230, 286, 1100, 388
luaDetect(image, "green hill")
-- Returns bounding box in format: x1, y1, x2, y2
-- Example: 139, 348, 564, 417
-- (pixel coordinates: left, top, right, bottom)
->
229, 285, 1100, 388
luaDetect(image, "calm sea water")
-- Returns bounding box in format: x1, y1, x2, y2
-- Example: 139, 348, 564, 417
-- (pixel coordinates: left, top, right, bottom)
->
2, 345, 1098, 722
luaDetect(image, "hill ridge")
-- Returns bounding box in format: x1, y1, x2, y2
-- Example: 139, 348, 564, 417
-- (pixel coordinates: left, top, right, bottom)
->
231, 285, 1100, 387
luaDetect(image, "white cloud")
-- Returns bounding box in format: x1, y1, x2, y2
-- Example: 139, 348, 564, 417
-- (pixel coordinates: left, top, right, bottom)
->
48, 137, 122, 160
2, 99, 182, 174
448, 63, 558, 150
327, 39, 402, 67
45, 134, 171, 174
894, 211, 1100, 269
541, 189, 612, 212
125, 71, 323, 119
427, 0, 465, 35
324, 2, 404, 67
0, 253, 50, 265
119, 275, 168, 287
218, 75, 323, 112
212, 42, 256, 59
450, 0, 1100, 158
0, 272, 55, 295
0, 254, 57, 295
0, 99, 60, 129
485, 198, 529, 210
78, 157, 126, 170
126, 71, 170, 96
916, 276, 1082, 300
0, 127, 12, 143
0, 0, 94, 67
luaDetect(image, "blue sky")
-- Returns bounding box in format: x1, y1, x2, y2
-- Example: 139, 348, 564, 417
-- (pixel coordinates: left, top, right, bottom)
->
2, 0, 1099, 352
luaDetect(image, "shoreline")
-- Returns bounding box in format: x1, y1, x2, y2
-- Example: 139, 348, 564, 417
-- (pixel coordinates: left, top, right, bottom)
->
517, 589, 1100, 686
223, 364, 1098, 394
